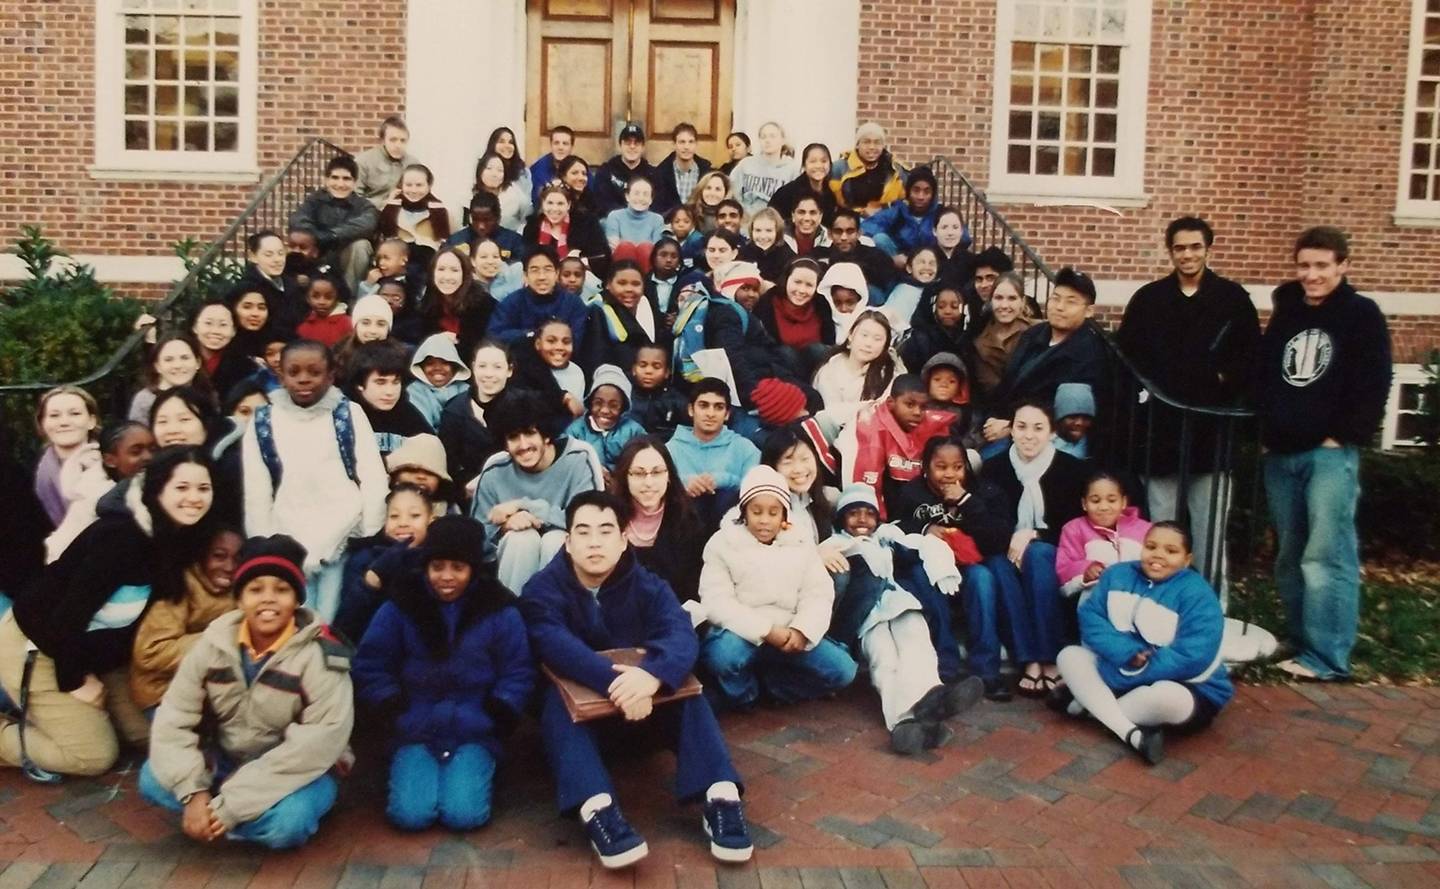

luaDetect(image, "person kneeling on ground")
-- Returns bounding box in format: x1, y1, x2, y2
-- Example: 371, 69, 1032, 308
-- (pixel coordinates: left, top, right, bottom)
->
519, 491, 753, 869
1053, 522, 1232, 765
141, 535, 353, 850
353, 516, 534, 831
827, 485, 985, 754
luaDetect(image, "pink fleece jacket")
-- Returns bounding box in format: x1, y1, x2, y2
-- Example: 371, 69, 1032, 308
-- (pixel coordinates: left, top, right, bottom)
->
1055, 506, 1153, 597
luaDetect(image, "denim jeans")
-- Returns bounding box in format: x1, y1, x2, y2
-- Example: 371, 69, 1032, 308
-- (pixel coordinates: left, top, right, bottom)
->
701, 629, 857, 710
538, 686, 741, 814
1263, 445, 1361, 680
959, 563, 1003, 681
139, 760, 337, 850
986, 542, 1066, 665
387, 743, 495, 831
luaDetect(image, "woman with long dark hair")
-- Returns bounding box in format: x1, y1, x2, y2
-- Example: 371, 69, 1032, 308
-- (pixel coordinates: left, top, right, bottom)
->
0, 446, 217, 778
420, 247, 497, 363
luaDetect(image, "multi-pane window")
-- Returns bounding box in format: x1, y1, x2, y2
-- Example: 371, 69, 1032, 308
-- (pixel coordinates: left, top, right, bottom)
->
1398, 0, 1440, 221
94, 0, 256, 179
989, 0, 1151, 201
122, 0, 241, 153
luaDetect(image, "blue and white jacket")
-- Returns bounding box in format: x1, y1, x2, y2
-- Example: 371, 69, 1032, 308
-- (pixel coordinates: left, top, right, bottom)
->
1078, 562, 1233, 711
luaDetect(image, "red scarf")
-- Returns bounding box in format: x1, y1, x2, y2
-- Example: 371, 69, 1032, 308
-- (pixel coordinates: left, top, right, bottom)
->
538, 218, 570, 258
774, 297, 822, 347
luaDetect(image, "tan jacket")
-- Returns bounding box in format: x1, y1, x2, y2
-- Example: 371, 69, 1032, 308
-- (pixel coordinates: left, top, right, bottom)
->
973, 316, 1036, 396
130, 568, 237, 710
148, 610, 353, 830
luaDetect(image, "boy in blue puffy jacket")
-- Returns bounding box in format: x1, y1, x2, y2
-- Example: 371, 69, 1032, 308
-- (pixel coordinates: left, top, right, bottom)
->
1054, 521, 1232, 765
353, 516, 534, 831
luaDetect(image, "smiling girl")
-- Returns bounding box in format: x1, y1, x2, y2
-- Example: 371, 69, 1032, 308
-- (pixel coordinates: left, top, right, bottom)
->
4, 446, 218, 778
1055, 522, 1232, 765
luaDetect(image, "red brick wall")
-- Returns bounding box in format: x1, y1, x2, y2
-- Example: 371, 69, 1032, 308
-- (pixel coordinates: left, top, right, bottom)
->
0, 1, 405, 257
857, 0, 1440, 298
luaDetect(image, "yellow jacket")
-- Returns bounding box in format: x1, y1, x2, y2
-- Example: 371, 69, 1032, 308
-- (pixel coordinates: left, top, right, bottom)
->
130, 567, 237, 710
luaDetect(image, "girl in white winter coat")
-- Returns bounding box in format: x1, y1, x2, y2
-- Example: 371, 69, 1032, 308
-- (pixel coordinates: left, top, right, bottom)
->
698, 466, 857, 710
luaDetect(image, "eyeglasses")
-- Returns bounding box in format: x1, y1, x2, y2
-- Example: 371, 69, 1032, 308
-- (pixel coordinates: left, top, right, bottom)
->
627, 468, 669, 480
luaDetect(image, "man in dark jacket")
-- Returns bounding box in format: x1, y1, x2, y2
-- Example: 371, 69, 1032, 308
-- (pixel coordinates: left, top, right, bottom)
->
1258, 227, 1391, 683
287, 155, 379, 295
813, 207, 898, 297
652, 122, 713, 215
982, 267, 1109, 455
591, 122, 658, 218
1117, 217, 1261, 588
518, 492, 751, 869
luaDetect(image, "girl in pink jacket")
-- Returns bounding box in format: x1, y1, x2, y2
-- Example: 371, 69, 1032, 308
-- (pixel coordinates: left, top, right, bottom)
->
1056, 472, 1152, 601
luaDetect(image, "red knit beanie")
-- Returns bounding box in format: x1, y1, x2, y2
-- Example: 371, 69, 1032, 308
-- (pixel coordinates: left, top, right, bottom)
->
751, 378, 807, 426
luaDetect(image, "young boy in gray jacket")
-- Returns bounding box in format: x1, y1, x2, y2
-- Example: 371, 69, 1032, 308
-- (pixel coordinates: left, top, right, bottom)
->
141, 535, 354, 850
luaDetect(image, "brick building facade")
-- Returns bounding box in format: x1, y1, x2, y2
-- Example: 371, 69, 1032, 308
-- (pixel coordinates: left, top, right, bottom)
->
0, 0, 1435, 363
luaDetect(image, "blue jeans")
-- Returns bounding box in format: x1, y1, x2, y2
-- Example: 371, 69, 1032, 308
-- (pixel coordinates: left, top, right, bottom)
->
1264, 446, 1361, 679
987, 543, 1065, 664
701, 629, 857, 709
139, 760, 337, 850
959, 563, 1003, 682
538, 687, 741, 814
387, 743, 495, 831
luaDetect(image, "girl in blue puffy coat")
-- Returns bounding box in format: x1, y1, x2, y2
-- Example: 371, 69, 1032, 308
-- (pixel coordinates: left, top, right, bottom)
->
353, 516, 535, 831
1054, 521, 1232, 765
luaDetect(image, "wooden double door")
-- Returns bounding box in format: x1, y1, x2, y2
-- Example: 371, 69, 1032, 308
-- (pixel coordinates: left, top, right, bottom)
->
526, 0, 735, 166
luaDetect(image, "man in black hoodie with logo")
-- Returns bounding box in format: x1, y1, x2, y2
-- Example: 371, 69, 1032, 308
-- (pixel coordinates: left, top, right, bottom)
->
1257, 226, 1391, 683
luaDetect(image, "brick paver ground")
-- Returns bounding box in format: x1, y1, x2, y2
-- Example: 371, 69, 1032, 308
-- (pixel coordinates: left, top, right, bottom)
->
2, 682, 1438, 888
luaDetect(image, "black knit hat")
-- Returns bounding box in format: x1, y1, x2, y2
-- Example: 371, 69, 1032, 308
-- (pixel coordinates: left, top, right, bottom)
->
233, 535, 308, 603
424, 516, 488, 570
907, 165, 938, 194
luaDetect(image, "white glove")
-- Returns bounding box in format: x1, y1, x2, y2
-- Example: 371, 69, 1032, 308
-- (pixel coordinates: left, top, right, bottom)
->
936, 577, 961, 597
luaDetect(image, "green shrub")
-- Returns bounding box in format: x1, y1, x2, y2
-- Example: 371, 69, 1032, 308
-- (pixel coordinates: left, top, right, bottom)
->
1358, 448, 1440, 563
0, 226, 145, 462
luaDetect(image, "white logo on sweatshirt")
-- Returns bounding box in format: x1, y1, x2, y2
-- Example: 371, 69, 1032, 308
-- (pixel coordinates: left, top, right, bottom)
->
1281, 328, 1333, 387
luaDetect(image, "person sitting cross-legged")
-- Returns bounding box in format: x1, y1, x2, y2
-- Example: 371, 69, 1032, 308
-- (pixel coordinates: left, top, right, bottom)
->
518, 491, 753, 869
140, 535, 353, 850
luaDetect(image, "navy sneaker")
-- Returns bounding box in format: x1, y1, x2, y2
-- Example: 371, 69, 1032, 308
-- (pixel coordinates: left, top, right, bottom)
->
702, 796, 754, 862
583, 801, 648, 869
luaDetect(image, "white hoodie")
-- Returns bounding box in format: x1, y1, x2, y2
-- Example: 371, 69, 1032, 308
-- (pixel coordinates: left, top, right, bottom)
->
241, 387, 387, 569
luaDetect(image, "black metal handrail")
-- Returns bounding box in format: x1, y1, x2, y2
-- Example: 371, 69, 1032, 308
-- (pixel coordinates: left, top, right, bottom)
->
930, 156, 1261, 589
0, 137, 348, 398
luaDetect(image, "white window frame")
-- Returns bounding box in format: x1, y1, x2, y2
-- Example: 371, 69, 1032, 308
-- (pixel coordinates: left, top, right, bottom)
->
987, 0, 1152, 206
1396, 0, 1440, 226
91, 0, 259, 183
1381, 363, 1434, 450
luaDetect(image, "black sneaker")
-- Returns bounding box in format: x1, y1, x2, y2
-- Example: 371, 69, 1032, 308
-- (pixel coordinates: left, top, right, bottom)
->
701, 796, 754, 862
923, 721, 955, 750
583, 801, 648, 869
913, 676, 985, 722
982, 678, 1013, 703
890, 718, 929, 755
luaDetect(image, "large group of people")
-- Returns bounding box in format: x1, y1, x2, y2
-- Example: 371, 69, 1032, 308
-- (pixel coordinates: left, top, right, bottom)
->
0, 112, 1393, 870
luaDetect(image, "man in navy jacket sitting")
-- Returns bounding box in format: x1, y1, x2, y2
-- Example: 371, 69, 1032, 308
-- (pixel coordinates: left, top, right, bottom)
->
518, 491, 752, 870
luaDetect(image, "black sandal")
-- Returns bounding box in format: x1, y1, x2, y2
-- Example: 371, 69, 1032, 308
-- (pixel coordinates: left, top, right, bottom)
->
1016, 669, 1045, 698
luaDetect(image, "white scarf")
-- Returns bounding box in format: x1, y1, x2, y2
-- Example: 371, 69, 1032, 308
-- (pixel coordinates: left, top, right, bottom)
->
1009, 443, 1056, 531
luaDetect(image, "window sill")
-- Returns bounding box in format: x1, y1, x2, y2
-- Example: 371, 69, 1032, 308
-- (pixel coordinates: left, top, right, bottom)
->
87, 166, 260, 184
983, 191, 1151, 210
1392, 212, 1440, 228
